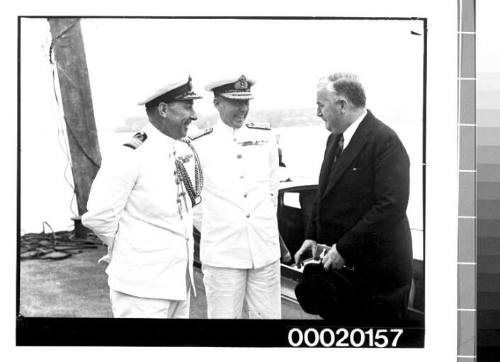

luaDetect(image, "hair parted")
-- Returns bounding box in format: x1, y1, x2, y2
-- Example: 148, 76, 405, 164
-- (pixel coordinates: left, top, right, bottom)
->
318, 72, 366, 108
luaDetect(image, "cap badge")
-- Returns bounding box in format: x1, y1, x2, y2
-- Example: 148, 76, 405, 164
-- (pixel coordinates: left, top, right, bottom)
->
173, 75, 197, 100
235, 75, 248, 90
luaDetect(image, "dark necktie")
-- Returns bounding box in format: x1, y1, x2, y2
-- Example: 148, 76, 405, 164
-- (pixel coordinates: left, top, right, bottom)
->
332, 133, 344, 165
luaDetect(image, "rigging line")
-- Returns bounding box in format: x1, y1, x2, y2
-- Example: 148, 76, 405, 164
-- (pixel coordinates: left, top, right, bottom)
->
60, 142, 76, 191
63, 117, 101, 168
47, 20, 97, 215
52, 71, 73, 165
69, 188, 78, 217
49, 43, 100, 169
51, 65, 76, 192
57, 121, 79, 217
60, 137, 78, 217
49, 20, 94, 165
55, 62, 80, 90
50, 54, 78, 217
50, 58, 72, 157
48, 19, 79, 65
52, 63, 101, 168
58, 127, 79, 209
50, 57, 91, 184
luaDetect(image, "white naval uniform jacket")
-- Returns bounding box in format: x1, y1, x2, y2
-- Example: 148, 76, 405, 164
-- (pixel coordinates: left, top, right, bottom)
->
192, 121, 280, 269
82, 123, 196, 301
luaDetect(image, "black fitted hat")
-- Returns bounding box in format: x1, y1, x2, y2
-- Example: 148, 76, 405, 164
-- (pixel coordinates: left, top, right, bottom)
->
295, 263, 355, 320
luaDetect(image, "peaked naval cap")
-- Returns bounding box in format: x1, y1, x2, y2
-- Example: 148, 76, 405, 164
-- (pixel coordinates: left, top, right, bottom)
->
205, 75, 255, 100
138, 76, 202, 108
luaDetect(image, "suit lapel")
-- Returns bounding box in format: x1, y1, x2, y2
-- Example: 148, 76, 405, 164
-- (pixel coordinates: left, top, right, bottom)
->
318, 133, 337, 193
321, 112, 374, 199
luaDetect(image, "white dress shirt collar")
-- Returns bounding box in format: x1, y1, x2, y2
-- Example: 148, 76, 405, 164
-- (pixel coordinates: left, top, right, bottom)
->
342, 109, 367, 150
214, 119, 244, 136
143, 122, 178, 148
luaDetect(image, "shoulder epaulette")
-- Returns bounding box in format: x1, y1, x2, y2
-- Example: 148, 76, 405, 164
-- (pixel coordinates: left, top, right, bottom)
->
246, 121, 271, 130
123, 132, 147, 150
189, 128, 213, 141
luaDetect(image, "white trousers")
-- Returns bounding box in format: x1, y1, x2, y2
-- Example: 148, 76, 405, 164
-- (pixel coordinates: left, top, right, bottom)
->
109, 289, 190, 318
202, 260, 281, 319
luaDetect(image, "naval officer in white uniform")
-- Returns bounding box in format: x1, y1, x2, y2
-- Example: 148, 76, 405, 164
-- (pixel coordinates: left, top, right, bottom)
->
82, 76, 204, 318
191, 75, 281, 319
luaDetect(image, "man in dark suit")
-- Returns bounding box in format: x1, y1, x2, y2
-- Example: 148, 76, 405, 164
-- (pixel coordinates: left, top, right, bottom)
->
294, 73, 413, 325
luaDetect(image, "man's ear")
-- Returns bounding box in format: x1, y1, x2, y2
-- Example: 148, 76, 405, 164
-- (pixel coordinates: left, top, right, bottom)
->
338, 97, 348, 112
157, 102, 169, 118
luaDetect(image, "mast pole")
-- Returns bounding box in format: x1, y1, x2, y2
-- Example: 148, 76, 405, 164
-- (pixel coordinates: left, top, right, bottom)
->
48, 18, 101, 218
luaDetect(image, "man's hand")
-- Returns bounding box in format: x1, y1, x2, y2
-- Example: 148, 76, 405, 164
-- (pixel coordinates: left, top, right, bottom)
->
321, 244, 345, 271
294, 239, 318, 267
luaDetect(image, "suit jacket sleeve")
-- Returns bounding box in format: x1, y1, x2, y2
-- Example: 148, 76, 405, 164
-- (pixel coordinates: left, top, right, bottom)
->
305, 193, 319, 240
335, 132, 410, 262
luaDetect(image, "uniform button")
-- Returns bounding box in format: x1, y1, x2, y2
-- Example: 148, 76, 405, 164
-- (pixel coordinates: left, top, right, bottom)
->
236, 154, 242, 159
246, 214, 250, 218
243, 193, 248, 198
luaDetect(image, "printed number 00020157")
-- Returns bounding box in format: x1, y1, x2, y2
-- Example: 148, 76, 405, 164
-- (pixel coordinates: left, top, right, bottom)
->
287, 327, 404, 348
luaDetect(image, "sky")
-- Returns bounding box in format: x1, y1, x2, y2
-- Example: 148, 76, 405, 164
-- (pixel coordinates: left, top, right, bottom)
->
20, 18, 425, 135
79, 18, 424, 129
